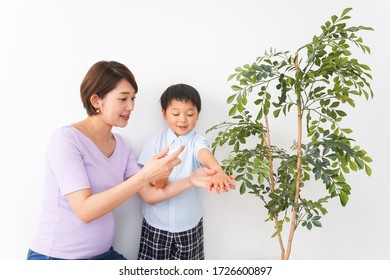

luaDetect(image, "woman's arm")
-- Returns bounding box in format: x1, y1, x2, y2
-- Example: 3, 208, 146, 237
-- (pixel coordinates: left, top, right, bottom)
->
66, 147, 184, 223
137, 167, 217, 205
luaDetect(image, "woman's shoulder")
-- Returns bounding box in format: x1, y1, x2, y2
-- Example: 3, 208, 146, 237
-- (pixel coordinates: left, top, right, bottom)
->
45, 126, 83, 154
50, 125, 78, 140
50, 125, 71, 137
48, 126, 90, 150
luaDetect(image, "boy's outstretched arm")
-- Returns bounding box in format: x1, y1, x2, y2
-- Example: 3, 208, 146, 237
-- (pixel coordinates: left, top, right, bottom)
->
138, 167, 217, 205
197, 148, 235, 193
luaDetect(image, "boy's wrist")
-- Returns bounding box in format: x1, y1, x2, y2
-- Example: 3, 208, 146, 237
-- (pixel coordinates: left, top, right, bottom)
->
214, 168, 224, 173
185, 176, 195, 189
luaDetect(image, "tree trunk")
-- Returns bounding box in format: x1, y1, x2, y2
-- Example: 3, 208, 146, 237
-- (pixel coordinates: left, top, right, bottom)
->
263, 115, 285, 259
284, 52, 303, 260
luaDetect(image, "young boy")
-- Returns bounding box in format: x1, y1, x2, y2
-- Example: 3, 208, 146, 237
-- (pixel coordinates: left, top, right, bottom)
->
137, 83, 235, 260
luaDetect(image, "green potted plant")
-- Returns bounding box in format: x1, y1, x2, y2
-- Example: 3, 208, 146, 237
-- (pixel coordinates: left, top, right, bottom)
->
207, 7, 374, 260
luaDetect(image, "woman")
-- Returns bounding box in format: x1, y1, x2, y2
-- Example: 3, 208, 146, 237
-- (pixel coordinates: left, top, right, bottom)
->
27, 61, 218, 260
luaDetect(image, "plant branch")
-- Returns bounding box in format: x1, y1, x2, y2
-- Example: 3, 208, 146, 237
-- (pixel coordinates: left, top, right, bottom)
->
263, 115, 285, 258
285, 51, 303, 260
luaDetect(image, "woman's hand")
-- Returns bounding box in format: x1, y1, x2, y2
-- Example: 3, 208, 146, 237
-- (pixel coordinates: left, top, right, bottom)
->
139, 146, 185, 183
188, 167, 218, 189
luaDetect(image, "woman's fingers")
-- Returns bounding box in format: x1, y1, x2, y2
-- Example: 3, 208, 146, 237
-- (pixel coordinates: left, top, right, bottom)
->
145, 146, 185, 184
165, 145, 185, 168
167, 145, 185, 158
154, 147, 169, 159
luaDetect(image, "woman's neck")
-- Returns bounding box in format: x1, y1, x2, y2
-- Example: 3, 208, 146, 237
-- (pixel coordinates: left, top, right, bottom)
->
73, 116, 113, 143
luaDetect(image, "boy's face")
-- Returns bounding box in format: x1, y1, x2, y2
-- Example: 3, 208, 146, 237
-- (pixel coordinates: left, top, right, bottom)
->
162, 99, 199, 136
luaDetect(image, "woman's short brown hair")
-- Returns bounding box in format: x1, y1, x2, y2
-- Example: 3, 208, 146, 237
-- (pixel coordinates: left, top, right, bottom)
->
80, 61, 138, 116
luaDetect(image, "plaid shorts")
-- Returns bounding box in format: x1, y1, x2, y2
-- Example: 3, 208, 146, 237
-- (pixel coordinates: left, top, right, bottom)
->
137, 218, 204, 260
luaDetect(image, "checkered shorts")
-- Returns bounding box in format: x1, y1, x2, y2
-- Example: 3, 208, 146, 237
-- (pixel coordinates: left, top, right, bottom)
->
137, 218, 204, 260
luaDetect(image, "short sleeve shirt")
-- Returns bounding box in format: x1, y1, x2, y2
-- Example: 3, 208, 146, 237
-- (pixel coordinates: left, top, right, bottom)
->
138, 128, 210, 232
30, 126, 140, 259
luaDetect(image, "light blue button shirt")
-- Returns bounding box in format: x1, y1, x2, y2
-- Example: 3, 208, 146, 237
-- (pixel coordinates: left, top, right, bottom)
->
138, 128, 210, 232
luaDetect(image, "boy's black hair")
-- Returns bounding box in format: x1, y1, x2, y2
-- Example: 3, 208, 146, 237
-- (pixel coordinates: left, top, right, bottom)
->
160, 84, 201, 112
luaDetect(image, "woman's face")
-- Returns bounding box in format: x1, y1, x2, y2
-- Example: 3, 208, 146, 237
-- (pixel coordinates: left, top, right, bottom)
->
95, 79, 137, 128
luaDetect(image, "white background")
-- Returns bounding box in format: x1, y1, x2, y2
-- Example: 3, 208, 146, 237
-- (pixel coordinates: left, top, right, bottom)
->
0, 0, 389, 260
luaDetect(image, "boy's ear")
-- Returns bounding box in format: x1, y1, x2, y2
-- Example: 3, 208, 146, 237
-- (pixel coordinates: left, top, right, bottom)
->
162, 109, 167, 120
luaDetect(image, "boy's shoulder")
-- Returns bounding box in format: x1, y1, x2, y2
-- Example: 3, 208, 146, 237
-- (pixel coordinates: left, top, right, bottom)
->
142, 129, 170, 148
191, 131, 206, 140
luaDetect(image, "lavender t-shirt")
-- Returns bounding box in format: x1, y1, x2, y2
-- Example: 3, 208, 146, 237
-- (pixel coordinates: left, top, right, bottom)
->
30, 126, 140, 259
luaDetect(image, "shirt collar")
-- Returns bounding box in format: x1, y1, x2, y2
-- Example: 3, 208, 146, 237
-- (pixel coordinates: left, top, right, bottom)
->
166, 127, 195, 146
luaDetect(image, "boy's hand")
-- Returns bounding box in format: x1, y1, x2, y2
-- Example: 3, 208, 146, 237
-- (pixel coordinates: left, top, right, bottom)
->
151, 177, 168, 189
208, 171, 236, 193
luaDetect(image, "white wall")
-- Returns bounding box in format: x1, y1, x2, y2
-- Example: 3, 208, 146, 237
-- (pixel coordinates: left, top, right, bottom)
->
0, 0, 389, 260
